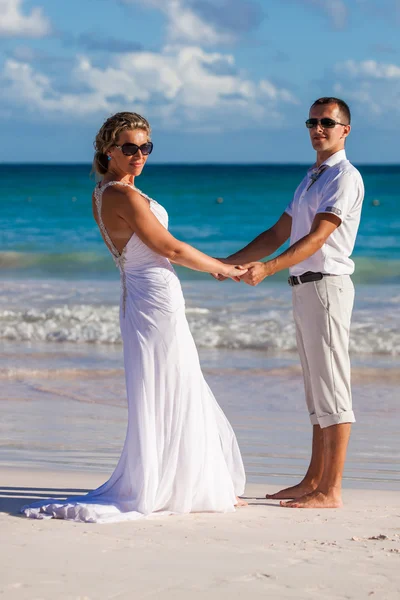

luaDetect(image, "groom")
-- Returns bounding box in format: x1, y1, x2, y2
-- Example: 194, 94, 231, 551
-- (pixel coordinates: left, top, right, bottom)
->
220, 97, 364, 508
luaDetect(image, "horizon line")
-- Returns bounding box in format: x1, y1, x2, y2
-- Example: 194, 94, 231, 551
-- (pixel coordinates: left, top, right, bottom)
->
1, 161, 400, 167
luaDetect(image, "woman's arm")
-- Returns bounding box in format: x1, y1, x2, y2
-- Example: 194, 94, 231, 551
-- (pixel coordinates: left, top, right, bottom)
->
115, 187, 247, 279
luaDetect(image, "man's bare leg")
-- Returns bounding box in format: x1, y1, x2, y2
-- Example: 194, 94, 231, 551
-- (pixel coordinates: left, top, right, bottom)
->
266, 425, 324, 499
281, 423, 351, 508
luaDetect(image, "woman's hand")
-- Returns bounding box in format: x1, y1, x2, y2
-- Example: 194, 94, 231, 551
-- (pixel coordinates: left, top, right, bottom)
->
220, 264, 248, 281
209, 259, 245, 282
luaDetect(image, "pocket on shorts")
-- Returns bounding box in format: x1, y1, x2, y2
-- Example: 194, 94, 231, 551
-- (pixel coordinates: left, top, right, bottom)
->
326, 275, 354, 292
313, 279, 329, 311
314, 276, 354, 317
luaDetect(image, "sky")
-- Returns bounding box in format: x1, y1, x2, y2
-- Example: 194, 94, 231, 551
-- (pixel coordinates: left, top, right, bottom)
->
0, 0, 400, 164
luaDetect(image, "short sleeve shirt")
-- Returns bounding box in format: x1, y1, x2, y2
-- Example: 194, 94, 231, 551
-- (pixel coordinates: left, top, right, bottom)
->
285, 150, 364, 276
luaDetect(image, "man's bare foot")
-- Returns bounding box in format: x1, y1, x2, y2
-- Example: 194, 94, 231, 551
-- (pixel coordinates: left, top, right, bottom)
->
280, 489, 343, 509
235, 496, 248, 507
265, 481, 318, 500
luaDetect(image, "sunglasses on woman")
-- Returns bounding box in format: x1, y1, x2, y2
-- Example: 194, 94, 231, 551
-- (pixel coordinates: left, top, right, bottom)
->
305, 118, 347, 129
114, 142, 154, 156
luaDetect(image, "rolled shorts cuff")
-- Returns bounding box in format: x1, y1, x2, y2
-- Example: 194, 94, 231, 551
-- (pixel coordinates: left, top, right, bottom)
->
309, 413, 319, 426
318, 410, 356, 429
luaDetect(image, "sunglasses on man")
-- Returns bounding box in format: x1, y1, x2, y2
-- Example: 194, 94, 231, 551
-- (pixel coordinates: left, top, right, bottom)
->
305, 118, 348, 129
114, 142, 154, 156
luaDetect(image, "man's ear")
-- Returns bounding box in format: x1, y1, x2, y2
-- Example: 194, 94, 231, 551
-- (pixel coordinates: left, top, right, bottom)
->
342, 124, 351, 139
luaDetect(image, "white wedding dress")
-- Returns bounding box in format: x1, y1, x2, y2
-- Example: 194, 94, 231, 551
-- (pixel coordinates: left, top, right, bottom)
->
21, 182, 245, 523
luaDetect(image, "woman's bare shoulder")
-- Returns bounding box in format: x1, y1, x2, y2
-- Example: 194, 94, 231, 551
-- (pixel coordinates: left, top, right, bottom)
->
100, 183, 145, 205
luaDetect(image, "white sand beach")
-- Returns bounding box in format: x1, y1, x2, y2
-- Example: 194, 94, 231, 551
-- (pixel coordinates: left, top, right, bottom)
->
1, 467, 399, 600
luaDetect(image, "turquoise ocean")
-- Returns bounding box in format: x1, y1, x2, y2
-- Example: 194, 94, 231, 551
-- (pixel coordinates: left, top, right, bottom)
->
2, 163, 400, 283
1, 164, 399, 489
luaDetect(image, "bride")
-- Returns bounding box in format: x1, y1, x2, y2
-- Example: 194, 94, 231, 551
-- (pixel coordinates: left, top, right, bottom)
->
22, 112, 247, 523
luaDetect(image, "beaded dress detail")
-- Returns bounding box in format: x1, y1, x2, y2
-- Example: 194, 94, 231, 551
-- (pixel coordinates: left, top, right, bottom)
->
21, 182, 245, 523
94, 182, 129, 314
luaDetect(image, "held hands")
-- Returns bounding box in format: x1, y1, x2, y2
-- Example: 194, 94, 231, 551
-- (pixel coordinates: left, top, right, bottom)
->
210, 259, 247, 282
211, 260, 274, 285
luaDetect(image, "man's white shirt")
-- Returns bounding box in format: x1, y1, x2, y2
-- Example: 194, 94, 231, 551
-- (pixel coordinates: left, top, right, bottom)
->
285, 149, 364, 276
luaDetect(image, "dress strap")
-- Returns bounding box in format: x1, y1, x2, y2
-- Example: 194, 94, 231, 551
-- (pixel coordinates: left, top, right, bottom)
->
133, 186, 158, 205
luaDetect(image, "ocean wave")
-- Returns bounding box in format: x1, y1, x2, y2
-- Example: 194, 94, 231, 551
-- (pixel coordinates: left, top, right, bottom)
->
1, 304, 399, 355
0, 251, 115, 275
0, 305, 121, 343
1, 251, 400, 283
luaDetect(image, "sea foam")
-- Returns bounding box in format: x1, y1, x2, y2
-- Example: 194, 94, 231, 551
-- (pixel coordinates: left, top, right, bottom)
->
1, 303, 399, 355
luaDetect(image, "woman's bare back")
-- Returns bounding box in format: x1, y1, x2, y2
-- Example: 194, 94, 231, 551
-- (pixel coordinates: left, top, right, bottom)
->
92, 183, 137, 255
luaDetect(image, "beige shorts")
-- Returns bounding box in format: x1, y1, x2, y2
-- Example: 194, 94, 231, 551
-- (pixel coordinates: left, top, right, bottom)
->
292, 275, 355, 429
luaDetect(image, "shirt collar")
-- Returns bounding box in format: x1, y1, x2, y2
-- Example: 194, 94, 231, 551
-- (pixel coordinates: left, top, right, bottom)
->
308, 149, 347, 174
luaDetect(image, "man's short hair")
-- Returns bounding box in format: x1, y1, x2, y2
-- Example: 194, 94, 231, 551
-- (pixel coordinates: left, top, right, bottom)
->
311, 97, 351, 125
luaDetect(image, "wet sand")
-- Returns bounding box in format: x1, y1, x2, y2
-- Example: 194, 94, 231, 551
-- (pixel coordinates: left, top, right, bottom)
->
1, 343, 400, 489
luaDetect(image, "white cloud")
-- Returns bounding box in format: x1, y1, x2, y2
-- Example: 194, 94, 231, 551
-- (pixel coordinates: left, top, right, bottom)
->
0, 0, 51, 38
332, 59, 400, 118
337, 59, 400, 80
0, 46, 299, 128
1, 59, 110, 115
333, 81, 383, 115
0, 1, 295, 129
166, 0, 234, 45
123, 0, 234, 45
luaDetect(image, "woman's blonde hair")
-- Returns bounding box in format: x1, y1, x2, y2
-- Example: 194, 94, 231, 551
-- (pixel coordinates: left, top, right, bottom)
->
92, 112, 151, 175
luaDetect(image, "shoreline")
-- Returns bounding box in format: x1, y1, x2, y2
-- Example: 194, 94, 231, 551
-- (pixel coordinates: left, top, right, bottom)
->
1, 467, 400, 600
1, 360, 400, 384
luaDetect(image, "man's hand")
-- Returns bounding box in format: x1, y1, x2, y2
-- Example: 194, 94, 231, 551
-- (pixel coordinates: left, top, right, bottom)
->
240, 261, 274, 286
